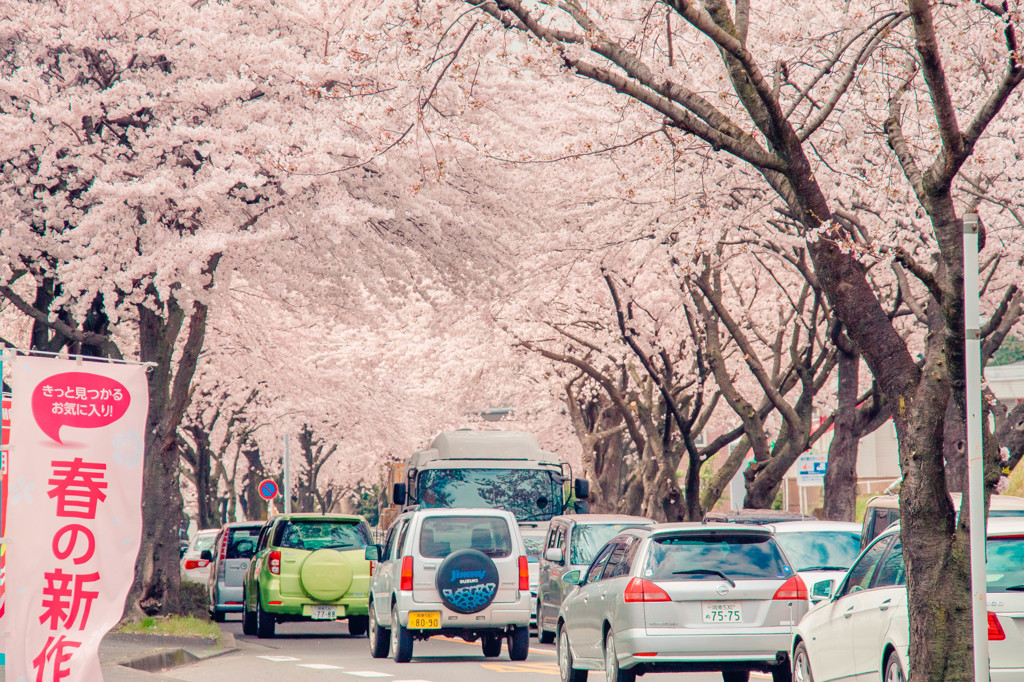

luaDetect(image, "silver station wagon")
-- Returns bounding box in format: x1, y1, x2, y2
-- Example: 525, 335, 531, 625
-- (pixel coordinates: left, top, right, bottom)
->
557, 523, 808, 682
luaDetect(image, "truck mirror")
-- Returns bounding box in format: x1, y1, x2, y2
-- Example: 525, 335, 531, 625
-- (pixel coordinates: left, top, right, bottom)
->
574, 478, 590, 500
574, 500, 590, 514
393, 482, 407, 506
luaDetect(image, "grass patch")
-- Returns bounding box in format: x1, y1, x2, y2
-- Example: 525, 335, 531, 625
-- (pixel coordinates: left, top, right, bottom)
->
118, 615, 222, 643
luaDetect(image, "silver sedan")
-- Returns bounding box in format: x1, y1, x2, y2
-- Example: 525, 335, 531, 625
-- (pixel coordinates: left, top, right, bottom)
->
557, 523, 808, 682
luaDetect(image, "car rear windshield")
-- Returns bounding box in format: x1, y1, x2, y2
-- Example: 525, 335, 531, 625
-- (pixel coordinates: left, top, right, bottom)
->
273, 520, 370, 551
774, 531, 861, 571
227, 527, 261, 559
192, 533, 218, 554
420, 515, 512, 559
986, 535, 1024, 592
571, 524, 647, 565
645, 533, 791, 581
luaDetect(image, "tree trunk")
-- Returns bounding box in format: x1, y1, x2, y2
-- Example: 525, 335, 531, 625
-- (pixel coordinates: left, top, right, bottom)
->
824, 349, 860, 521
943, 397, 968, 493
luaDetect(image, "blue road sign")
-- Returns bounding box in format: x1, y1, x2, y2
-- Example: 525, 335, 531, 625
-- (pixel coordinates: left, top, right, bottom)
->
259, 478, 279, 501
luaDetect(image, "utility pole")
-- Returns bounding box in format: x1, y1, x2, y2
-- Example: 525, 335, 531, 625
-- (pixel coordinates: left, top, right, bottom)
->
963, 210, 989, 682
283, 433, 291, 514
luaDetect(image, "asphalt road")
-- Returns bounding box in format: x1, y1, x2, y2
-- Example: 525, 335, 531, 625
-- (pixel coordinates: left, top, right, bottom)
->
161, 617, 770, 682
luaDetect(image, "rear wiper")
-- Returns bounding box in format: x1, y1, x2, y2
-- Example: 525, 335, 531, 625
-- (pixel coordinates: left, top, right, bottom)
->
672, 569, 736, 587
799, 565, 849, 572
1003, 585, 1024, 591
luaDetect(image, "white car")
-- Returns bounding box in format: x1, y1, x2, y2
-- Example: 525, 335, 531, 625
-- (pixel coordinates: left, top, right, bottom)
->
366, 508, 532, 662
180, 529, 219, 585
768, 521, 862, 601
792, 518, 1024, 681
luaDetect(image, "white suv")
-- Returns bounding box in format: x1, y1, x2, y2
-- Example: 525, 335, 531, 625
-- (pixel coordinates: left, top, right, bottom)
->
365, 508, 532, 662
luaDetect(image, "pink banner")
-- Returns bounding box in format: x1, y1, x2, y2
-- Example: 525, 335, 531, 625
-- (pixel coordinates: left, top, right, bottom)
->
6, 357, 148, 682
1, 393, 9, 624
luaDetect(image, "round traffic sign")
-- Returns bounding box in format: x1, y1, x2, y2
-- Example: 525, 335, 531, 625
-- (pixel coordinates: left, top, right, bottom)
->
259, 478, 279, 501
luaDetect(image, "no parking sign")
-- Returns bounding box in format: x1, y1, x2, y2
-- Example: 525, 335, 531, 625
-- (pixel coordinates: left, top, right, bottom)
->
258, 478, 279, 501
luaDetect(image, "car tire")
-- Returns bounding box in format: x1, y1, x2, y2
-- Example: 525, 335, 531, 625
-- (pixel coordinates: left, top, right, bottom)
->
558, 624, 588, 682
884, 652, 906, 682
508, 626, 529, 661
792, 642, 814, 682
435, 549, 499, 614
604, 629, 635, 682
482, 634, 502, 657
368, 602, 390, 659
348, 615, 369, 637
242, 590, 257, 636
538, 599, 555, 644
256, 591, 275, 639
390, 604, 413, 662
211, 609, 226, 623
722, 672, 750, 682
772, 663, 793, 682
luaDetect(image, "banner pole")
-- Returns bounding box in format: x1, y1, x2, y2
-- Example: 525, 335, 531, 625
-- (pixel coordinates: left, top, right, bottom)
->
283, 433, 291, 514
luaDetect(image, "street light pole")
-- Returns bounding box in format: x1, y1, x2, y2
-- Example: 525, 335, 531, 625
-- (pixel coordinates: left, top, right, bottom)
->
283, 433, 291, 514
963, 210, 989, 682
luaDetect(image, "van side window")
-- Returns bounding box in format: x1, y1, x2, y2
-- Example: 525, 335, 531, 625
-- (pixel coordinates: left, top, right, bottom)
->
383, 522, 400, 561
257, 524, 272, 551
395, 520, 412, 559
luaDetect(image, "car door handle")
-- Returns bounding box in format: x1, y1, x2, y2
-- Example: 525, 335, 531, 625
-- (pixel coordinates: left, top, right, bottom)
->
879, 599, 892, 612
844, 605, 855, 619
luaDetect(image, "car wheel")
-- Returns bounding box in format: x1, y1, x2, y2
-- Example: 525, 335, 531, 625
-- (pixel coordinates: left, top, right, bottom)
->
538, 599, 555, 644
772, 662, 793, 682
558, 624, 588, 682
211, 609, 226, 624
368, 601, 390, 658
256, 590, 275, 638
793, 642, 814, 682
722, 672, 750, 682
241, 590, 257, 636
884, 652, 906, 682
348, 615, 369, 637
508, 626, 529, 661
604, 629, 636, 682
482, 634, 502, 657
390, 604, 413, 662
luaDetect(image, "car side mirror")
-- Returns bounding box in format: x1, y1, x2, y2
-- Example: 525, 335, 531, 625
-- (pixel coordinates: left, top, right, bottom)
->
200, 549, 213, 561
544, 547, 564, 563
574, 478, 590, 500
365, 544, 382, 561
393, 483, 407, 506
561, 570, 582, 586
811, 579, 835, 601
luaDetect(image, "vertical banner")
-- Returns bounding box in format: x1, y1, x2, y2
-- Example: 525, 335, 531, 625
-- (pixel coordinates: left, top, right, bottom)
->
6, 356, 148, 682
1, 391, 10, 658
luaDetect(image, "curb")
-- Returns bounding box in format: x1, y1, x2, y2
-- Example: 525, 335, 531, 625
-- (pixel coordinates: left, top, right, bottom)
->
118, 633, 237, 673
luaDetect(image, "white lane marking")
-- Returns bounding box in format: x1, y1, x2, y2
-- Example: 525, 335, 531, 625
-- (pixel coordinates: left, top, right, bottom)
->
343, 673, 393, 678
429, 635, 554, 655
258, 655, 301, 662
299, 663, 345, 669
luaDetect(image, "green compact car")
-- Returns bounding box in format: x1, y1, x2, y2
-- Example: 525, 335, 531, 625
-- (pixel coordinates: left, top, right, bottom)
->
242, 513, 372, 638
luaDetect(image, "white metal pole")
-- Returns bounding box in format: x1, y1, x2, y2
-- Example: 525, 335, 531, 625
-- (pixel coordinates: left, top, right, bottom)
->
964, 211, 989, 682
283, 433, 291, 514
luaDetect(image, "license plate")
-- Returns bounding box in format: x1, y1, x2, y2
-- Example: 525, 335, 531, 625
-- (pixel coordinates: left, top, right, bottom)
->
408, 611, 441, 629
702, 602, 741, 623
310, 605, 337, 620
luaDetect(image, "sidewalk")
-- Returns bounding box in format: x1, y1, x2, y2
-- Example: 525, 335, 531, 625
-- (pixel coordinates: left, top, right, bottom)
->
1, 629, 237, 681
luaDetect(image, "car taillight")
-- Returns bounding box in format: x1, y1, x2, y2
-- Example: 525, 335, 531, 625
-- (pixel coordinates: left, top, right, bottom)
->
773, 575, 808, 600
519, 556, 529, 590
400, 556, 414, 591
184, 559, 209, 570
623, 577, 671, 602
269, 550, 281, 575
989, 612, 1006, 641
218, 532, 229, 577
370, 561, 376, 576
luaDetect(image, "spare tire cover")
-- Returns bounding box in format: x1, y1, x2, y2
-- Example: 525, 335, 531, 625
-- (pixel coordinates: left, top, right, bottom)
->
300, 549, 353, 601
436, 549, 499, 614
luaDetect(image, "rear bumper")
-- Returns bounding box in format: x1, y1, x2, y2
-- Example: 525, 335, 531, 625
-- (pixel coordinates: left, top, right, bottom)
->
395, 596, 531, 631
991, 668, 1024, 682
615, 626, 791, 671
213, 585, 245, 612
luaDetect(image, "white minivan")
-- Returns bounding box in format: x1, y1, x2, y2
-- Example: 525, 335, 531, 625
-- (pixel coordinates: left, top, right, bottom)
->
366, 508, 532, 662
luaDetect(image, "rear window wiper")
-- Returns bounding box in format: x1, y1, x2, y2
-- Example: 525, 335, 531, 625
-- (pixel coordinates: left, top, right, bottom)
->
672, 569, 736, 587
799, 565, 849, 572
1002, 585, 1024, 591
